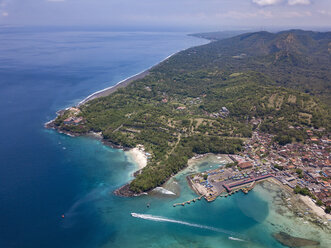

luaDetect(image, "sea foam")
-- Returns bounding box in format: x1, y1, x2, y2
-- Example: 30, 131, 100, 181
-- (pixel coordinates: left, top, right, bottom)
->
153, 187, 176, 195
228, 236, 246, 242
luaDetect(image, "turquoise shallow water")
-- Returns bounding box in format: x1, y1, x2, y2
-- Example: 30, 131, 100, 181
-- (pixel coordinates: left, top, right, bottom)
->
0, 28, 330, 247
99, 156, 275, 248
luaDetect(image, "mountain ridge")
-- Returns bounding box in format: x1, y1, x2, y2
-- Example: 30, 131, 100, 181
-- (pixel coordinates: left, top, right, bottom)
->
186, 30, 331, 103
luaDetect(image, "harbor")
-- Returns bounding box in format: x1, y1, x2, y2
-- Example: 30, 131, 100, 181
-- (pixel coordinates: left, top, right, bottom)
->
187, 155, 275, 202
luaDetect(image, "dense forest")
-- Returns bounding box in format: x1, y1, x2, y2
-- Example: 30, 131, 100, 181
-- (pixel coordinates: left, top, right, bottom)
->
53, 30, 331, 193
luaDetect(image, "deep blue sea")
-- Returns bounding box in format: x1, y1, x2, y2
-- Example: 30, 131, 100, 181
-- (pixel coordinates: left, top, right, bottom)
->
0, 28, 328, 248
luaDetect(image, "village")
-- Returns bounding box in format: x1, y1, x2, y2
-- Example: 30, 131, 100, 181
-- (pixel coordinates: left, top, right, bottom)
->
62, 107, 84, 125
187, 129, 331, 213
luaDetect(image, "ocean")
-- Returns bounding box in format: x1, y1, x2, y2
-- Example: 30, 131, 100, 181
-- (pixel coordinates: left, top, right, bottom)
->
0, 27, 329, 248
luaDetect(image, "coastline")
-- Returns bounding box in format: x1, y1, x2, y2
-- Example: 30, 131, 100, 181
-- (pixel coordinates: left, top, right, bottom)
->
126, 147, 147, 171
77, 50, 180, 106
266, 177, 331, 223
45, 36, 212, 198
299, 195, 331, 221
78, 70, 150, 105
45, 49, 188, 129
45, 48, 197, 197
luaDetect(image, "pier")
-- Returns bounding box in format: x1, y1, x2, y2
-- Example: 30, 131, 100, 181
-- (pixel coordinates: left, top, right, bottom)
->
173, 195, 203, 207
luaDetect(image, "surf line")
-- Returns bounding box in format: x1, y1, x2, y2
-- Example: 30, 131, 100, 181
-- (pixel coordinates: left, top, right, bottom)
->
131, 213, 246, 240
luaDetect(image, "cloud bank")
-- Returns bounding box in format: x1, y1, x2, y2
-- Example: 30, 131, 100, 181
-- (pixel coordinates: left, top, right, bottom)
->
0, 0, 329, 29
253, 0, 311, 6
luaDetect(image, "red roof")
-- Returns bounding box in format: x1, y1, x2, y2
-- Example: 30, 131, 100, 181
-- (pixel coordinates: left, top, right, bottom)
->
64, 117, 73, 122
238, 161, 253, 169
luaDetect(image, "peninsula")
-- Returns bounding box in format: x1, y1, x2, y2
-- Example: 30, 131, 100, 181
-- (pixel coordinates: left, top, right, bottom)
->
47, 30, 331, 213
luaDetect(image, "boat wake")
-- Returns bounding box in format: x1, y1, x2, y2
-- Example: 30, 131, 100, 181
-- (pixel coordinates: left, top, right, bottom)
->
229, 236, 246, 242
131, 213, 243, 239
62, 185, 110, 227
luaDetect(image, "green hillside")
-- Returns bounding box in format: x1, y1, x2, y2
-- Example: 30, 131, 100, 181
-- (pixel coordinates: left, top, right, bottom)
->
188, 30, 331, 103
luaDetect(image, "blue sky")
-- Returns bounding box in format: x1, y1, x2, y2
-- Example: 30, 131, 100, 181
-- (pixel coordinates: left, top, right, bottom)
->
0, 0, 330, 30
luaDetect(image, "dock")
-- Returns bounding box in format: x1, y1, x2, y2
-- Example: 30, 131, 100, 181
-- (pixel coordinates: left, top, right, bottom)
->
173, 195, 203, 207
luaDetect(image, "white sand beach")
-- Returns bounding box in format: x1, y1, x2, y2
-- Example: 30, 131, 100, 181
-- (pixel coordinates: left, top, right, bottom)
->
127, 147, 147, 170
299, 195, 331, 221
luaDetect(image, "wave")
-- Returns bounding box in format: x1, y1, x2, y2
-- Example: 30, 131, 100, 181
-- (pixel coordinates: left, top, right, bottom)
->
131, 213, 240, 237
153, 187, 176, 195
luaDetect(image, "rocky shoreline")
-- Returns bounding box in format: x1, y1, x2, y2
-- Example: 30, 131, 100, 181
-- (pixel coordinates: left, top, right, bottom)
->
114, 184, 136, 197
45, 118, 142, 196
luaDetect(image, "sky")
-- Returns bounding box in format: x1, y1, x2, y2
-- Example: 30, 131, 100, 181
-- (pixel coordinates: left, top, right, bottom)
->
0, 0, 330, 31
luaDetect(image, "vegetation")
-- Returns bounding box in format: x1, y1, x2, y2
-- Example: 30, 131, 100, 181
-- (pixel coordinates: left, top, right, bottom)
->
54, 30, 331, 193
294, 185, 312, 197
316, 199, 323, 206
274, 165, 284, 171
191, 30, 331, 105
226, 162, 238, 168
295, 168, 304, 179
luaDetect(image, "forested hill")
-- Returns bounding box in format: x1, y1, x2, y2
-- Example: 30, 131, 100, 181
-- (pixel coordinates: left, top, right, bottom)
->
53, 30, 331, 194
189, 30, 247, 41
182, 30, 331, 104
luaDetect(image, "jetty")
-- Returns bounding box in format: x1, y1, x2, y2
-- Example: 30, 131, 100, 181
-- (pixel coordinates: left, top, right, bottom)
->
173, 195, 203, 207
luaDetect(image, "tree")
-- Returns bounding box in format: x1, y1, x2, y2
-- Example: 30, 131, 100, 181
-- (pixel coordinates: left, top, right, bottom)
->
296, 168, 304, 178
274, 135, 292, 145
294, 185, 301, 194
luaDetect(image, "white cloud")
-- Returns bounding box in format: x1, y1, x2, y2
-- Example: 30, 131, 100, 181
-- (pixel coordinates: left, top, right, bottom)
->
47, 0, 66, 2
2, 11, 8, 16
253, 0, 311, 6
217, 10, 274, 19
288, 0, 311, 5
282, 10, 312, 17
252, 0, 282, 6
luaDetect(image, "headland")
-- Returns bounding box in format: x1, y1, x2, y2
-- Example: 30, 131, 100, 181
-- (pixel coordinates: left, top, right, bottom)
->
46, 31, 331, 219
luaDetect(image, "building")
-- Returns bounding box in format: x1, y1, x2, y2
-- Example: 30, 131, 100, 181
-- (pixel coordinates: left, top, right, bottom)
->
63, 116, 83, 125
238, 161, 253, 170
63, 117, 74, 125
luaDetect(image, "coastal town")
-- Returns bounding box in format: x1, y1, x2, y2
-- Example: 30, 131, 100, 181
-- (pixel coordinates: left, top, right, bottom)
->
187, 128, 331, 215
54, 107, 331, 216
